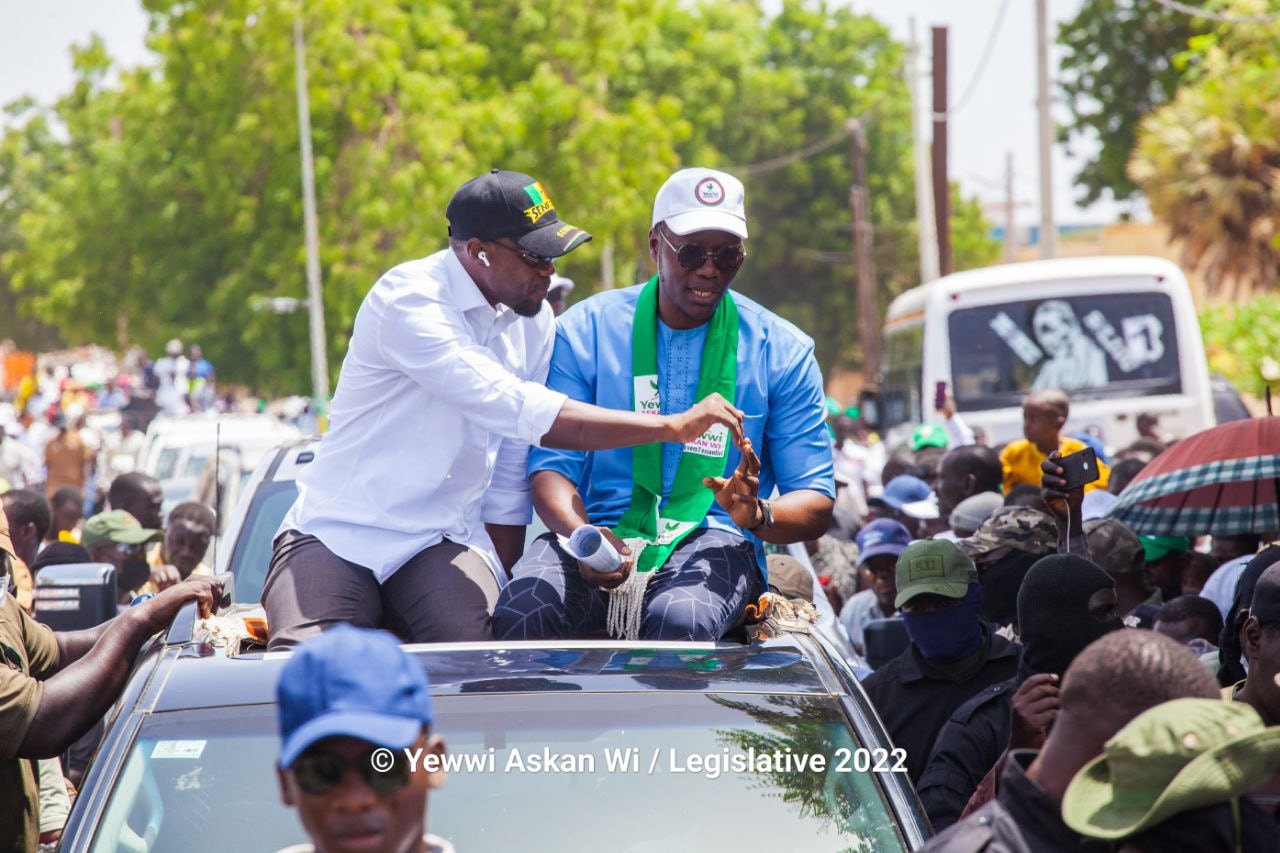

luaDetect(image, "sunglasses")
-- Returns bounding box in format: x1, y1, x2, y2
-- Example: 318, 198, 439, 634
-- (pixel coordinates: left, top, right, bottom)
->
291, 749, 411, 797
659, 228, 746, 273
489, 240, 556, 271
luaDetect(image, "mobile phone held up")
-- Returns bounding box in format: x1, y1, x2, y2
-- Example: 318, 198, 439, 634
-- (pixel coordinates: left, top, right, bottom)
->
1057, 447, 1100, 492
934, 380, 948, 412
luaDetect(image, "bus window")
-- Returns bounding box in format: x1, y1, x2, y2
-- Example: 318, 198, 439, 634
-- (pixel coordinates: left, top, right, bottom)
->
881, 324, 924, 430
948, 292, 1182, 411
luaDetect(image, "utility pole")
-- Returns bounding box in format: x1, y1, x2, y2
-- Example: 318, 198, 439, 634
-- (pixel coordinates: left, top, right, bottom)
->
294, 14, 330, 407
907, 19, 940, 283
600, 241, 615, 290
931, 25, 952, 276
1004, 151, 1018, 262
848, 120, 882, 382
1035, 0, 1056, 259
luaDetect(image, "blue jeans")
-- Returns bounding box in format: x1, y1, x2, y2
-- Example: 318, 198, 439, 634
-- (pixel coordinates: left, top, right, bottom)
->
494, 528, 763, 641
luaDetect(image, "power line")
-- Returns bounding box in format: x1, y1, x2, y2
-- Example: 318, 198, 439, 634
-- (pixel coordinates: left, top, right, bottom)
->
1148, 0, 1280, 23
735, 127, 850, 176
932, 0, 1012, 120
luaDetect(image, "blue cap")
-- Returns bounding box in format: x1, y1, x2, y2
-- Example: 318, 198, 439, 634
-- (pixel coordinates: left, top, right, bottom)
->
277, 625, 434, 768
871, 475, 933, 512
855, 519, 913, 567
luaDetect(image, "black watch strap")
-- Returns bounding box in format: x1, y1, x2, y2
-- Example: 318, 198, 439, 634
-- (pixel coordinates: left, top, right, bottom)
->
746, 498, 773, 531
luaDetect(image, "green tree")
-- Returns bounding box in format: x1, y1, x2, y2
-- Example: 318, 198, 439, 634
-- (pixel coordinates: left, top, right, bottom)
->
1056, 0, 1205, 205
1128, 4, 1280, 298
2, 0, 996, 391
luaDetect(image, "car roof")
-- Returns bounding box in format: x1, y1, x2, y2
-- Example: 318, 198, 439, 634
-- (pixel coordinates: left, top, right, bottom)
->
147, 636, 840, 713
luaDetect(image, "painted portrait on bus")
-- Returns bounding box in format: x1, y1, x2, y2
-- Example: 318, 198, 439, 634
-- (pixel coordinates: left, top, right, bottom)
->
1030, 299, 1109, 391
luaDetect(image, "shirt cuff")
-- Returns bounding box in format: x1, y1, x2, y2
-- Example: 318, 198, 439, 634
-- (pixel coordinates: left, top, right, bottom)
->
481, 487, 535, 526
519, 385, 569, 446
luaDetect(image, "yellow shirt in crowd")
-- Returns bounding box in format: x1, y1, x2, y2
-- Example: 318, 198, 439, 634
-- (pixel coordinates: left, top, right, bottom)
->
1000, 436, 1110, 494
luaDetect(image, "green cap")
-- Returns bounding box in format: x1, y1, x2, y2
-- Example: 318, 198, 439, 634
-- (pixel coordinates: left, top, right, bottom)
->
1140, 535, 1194, 563
1062, 698, 1280, 840
81, 510, 163, 550
911, 423, 948, 452
894, 540, 978, 609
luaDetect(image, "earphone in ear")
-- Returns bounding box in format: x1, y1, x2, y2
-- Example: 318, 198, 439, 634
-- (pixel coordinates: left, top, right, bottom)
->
478, 251, 491, 268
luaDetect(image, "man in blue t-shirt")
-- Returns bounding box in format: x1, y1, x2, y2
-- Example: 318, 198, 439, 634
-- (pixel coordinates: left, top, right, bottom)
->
493, 168, 834, 642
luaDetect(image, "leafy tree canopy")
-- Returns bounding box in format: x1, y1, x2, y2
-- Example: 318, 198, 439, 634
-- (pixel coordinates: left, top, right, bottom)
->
1, 0, 995, 394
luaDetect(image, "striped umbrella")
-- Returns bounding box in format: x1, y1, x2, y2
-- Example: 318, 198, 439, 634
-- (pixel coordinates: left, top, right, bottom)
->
1110, 417, 1280, 536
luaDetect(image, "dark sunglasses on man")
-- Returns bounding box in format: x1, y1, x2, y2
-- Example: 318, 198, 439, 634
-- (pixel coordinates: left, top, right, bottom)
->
659, 228, 746, 273
488, 240, 556, 271
291, 747, 413, 797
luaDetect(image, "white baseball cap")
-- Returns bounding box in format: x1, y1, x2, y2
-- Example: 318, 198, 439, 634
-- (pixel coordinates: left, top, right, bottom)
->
549, 274, 575, 294
651, 168, 748, 238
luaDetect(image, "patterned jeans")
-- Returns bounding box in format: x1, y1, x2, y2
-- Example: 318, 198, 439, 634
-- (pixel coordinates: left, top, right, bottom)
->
493, 528, 763, 641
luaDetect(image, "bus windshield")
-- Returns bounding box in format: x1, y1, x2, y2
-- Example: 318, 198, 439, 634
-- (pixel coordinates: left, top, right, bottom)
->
948, 291, 1182, 411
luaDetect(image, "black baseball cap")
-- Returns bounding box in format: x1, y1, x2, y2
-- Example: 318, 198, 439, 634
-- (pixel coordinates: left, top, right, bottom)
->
446, 169, 592, 258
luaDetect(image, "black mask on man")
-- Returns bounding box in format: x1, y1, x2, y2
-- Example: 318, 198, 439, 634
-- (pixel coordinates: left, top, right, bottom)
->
978, 550, 1040, 630
120, 557, 151, 594
1017, 554, 1123, 676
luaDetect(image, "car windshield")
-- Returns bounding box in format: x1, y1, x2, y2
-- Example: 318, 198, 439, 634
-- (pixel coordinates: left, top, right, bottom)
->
88, 693, 906, 853
948, 290, 1182, 411
153, 447, 181, 481
228, 480, 298, 604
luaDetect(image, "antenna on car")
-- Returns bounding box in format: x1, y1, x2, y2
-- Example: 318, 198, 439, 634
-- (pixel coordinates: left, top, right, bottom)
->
212, 419, 221, 571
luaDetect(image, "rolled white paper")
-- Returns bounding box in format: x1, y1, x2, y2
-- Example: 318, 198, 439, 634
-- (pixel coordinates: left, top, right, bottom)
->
565, 525, 622, 573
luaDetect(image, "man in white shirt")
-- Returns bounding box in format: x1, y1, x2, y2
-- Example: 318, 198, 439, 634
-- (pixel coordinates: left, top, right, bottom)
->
153, 339, 191, 417
263, 170, 744, 650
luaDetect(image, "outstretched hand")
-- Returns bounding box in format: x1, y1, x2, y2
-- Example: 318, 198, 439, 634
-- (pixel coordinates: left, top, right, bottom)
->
703, 437, 764, 529
1040, 451, 1083, 524
668, 392, 745, 446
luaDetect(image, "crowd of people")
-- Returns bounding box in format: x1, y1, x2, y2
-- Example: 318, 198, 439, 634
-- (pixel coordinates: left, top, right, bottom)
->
1, 164, 1278, 853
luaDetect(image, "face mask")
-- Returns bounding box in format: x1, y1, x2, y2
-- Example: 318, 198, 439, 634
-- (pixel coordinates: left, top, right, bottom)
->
902, 584, 984, 663
1018, 554, 1123, 677
120, 556, 151, 593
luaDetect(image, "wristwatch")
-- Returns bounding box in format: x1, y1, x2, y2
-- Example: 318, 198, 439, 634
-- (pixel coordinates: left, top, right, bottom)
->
747, 498, 773, 531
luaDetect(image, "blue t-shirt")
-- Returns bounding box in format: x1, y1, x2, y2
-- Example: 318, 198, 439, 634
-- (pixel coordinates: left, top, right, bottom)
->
529, 284, 835, 574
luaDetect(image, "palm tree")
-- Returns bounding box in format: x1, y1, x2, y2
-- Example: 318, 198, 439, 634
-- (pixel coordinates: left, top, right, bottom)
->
1128, 48, 1280, 300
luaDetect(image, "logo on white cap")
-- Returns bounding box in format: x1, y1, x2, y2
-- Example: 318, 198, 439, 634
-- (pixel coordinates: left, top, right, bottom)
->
695, 178, 725, 206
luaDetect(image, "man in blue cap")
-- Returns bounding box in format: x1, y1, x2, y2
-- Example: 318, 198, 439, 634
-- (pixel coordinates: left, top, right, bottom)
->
839, 519, 911, 656
276, 625, 451, 853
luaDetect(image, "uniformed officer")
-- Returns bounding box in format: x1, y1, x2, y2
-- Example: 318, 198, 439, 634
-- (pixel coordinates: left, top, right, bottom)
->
918, 554, 1122, 829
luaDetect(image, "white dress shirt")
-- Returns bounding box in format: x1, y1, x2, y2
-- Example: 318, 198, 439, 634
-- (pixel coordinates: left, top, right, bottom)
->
281, 249, 567, 584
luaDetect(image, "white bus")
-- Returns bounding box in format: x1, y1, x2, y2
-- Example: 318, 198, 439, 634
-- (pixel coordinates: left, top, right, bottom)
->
877, 256, 1214, 450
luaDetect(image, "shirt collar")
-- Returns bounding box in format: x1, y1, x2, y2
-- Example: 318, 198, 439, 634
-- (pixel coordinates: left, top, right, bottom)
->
442, 248, 517, 337
442, 248, 496, 316
999, 750, 1094, 848
899, 622, 1015, 683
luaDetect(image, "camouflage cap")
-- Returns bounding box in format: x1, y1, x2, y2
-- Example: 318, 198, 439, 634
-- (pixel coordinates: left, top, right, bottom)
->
958, 506, 1059, 559
1085, 518, 1144, 576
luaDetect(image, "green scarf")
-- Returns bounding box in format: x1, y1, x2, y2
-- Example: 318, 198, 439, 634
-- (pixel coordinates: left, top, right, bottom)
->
612, 276, 739, 574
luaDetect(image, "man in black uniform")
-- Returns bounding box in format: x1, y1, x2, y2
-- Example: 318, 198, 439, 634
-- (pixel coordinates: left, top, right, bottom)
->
861, 540, 1020, 783
917, 554, 1122, 829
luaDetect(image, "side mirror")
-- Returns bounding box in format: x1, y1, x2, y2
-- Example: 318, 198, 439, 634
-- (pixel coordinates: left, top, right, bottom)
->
34, 563, 119, 631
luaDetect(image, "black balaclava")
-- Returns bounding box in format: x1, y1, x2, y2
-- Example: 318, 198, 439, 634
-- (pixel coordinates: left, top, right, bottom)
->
1017, 554, 1123, 677
978, 550, 1040, 629
1219, 545, 1280, 687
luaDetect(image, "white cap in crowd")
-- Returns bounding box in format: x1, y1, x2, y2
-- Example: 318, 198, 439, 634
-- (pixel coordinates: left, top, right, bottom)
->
652, 168, 748, 238
549, 274, 575, 294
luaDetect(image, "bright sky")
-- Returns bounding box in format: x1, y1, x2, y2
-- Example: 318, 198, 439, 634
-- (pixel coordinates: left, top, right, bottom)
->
2, 0, 1133, 226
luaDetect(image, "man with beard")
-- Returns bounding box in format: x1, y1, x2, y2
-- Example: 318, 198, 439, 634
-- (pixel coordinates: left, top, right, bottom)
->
918, 554, 1123, 829
493, 168, 833, 642
265, 171, 746, 649
861, 540, 1021, 783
